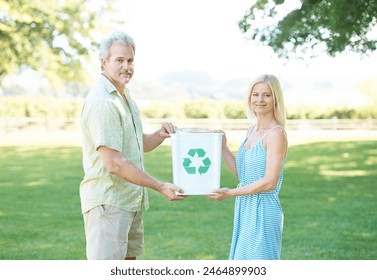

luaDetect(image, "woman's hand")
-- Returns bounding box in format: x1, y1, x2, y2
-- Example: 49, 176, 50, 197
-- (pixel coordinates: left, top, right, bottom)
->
207, 188, 233, 201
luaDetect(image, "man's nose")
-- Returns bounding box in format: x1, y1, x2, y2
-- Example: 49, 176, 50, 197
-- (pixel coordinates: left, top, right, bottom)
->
123, 62, 133, 71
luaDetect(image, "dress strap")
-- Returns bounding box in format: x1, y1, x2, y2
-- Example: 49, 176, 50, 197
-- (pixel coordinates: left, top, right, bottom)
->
246, 125, 255, 137
260, 125, 285, 141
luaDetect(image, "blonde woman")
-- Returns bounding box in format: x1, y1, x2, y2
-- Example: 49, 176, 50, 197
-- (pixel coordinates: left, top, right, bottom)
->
208, 74, 288, 260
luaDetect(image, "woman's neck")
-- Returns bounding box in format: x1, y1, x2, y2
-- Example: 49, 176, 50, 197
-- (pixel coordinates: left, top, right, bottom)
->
255, 115, 278, 131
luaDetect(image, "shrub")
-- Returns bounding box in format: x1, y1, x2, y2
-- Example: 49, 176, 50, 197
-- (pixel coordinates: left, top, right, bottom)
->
1, 96, 376, 120
223, 100, 247, 119
0, 97, 83, 118
183, 99, 222, 119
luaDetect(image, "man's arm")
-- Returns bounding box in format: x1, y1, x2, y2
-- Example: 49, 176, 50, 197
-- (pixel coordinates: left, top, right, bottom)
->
143, 122, 176, 152
98, 146, 185, 201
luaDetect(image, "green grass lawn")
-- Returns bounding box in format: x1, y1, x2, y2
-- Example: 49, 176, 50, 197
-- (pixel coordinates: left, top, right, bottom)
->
0, 140, 376, 260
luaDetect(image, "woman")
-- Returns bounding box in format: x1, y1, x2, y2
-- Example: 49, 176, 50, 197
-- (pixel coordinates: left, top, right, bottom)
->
208, 74, 288, 260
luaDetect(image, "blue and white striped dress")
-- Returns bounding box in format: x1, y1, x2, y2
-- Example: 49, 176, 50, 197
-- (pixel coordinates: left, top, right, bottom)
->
229, 126, 286, 260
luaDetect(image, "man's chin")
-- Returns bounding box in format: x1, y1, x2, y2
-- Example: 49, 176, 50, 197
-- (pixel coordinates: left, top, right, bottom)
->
123, 75, 133, 84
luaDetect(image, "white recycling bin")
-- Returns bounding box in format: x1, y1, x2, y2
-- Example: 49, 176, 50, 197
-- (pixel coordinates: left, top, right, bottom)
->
170, 128, 223, 195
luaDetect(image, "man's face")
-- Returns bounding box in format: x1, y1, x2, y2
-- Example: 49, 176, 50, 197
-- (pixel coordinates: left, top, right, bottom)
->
102, 43, 135, 92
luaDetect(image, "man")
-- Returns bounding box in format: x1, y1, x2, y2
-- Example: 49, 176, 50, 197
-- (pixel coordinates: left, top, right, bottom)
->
80, 31, 185, 260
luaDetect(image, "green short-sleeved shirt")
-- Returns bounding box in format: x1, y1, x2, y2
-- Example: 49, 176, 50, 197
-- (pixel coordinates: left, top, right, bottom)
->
80, 74, 149, 213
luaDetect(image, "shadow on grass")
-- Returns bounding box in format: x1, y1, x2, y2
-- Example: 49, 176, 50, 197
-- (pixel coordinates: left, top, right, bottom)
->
281, 141, 377, 259
0, 141, 376, 259
0, 146, 85, 260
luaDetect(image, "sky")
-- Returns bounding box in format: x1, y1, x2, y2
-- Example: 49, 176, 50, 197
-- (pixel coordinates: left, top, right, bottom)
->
106, 0, 302, 80
4, 0, 375, 106
98, 0, 377, 106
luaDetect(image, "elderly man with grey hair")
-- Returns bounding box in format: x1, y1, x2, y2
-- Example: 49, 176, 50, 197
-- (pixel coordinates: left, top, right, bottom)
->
80, 31, 185, 260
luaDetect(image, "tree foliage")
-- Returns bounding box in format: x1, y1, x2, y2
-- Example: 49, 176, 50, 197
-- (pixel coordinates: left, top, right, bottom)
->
239, 0, 377, 58
0, 0, 113, 86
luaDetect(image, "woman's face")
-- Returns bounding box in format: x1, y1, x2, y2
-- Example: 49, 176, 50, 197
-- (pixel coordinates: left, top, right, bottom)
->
250, 82, 274, 115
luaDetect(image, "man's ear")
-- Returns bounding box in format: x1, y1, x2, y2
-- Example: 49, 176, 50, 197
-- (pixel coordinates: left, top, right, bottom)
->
100, 59, 106, 71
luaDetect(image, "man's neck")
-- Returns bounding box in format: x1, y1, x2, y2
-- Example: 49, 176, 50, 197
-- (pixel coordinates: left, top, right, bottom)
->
101, 72, 125, 94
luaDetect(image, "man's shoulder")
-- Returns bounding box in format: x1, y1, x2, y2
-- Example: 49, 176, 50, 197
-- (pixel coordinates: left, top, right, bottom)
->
86, 79, 116, 104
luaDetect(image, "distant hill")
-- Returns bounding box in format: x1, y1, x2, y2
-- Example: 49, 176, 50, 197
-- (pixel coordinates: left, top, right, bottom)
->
2, 68, 371, 109
129, 70, 250, 101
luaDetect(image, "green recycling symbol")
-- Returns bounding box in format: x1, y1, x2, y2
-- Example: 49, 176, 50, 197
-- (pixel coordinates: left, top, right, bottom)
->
182, 148, 211, 175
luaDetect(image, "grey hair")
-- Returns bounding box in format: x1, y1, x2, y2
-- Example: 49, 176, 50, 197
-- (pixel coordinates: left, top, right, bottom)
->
98, 31, 136, 61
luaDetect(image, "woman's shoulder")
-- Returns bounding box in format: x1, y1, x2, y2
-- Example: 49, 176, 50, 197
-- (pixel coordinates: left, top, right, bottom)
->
265, 125, 287, 144
270, 125, 286, 134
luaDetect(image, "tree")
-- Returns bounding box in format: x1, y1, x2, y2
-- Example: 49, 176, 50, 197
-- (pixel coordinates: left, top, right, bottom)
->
238, 0, 377, 58
0, 0, 115, 87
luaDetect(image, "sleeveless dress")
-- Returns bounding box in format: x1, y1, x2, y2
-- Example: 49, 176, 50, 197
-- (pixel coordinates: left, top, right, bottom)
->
229, 126, 286, 260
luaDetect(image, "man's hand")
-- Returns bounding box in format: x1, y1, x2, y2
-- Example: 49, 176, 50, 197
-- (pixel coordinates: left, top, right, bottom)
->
157, 182, 186, 201
158, 122, 177, 139
144, 122, 177, 152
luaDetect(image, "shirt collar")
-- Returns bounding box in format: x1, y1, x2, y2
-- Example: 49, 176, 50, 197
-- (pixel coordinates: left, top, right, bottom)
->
99, 73, 124, 95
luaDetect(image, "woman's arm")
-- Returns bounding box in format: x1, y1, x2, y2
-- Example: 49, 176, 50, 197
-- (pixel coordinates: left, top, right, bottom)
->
208, 127, 287, 200
221, 131, 238, 178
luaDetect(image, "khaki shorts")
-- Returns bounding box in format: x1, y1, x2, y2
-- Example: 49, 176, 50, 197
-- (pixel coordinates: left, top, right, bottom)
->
83, 205, 144, 260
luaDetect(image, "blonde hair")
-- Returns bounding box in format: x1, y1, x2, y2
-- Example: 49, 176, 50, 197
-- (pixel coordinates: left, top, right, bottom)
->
246, 74, 286, 128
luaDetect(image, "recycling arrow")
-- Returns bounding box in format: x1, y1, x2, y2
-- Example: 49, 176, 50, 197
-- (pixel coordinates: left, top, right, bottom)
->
182, 148, 211, 175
